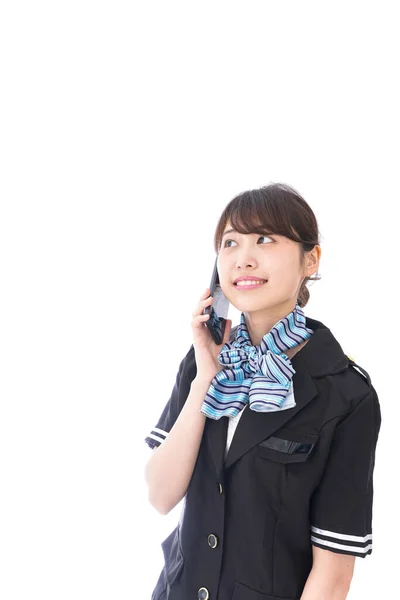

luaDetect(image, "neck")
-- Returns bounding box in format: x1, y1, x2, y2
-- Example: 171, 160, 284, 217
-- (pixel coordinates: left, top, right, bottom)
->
244, 300, 298, 346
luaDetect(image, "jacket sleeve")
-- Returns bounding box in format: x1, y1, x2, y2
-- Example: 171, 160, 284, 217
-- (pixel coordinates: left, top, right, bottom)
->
310, 384, 381, 558
144, 345, 197, 449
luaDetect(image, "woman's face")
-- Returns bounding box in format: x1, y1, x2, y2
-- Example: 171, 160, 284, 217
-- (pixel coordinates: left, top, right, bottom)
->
217, 222, 318, 313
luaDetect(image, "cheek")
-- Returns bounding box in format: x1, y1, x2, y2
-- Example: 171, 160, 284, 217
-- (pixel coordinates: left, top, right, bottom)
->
270, 256, 301, 282
272, 253, 296, 270
217, 256, 229, 278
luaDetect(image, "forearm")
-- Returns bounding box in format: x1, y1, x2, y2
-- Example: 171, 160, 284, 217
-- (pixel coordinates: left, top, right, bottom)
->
300, 566, 352, 600
144, 376, 210, 514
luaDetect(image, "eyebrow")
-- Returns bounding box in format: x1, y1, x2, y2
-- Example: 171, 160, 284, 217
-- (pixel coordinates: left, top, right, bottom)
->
222, 227, 274, 238
222, 228, 237, 238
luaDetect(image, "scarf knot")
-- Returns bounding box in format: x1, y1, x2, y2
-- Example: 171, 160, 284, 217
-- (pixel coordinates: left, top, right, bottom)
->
201, 303, 314, 420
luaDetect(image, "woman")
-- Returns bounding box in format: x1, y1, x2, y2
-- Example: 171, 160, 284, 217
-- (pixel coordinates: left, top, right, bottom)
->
144, 183, 381, 600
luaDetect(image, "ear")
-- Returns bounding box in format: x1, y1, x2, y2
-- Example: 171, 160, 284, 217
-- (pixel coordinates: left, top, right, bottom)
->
305, 245, 321, 277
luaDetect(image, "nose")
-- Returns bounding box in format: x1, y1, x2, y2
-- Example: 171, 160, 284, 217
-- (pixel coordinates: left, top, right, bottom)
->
235, 248, 258, 270
235, 244, 257, 271
237, 261, 254, 269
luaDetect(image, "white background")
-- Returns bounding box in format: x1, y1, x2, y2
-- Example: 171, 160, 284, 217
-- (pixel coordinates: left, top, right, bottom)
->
0, 2, 398, 599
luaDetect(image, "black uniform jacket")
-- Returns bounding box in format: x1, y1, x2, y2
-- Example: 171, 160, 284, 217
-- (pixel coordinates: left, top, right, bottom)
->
145, 316, 381, 600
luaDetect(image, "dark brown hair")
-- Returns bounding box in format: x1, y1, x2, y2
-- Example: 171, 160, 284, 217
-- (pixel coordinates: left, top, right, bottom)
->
214, 182, 321, 307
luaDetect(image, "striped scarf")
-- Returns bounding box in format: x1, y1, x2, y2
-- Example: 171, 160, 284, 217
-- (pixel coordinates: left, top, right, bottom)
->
200, 303, 314, 420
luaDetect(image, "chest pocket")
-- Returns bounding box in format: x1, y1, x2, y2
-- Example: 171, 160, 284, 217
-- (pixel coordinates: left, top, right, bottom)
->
256, 429, 319, 464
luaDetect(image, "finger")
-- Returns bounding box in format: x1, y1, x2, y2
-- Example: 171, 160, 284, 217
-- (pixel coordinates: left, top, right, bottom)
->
192, 295, 213, 318
192, 313, 210, 328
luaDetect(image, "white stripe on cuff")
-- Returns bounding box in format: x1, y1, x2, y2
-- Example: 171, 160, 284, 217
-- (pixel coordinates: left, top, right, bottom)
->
153, 427, 169, 437
147, 432, 166, 444
311, 526, 372, 543
311, 536, 372, 554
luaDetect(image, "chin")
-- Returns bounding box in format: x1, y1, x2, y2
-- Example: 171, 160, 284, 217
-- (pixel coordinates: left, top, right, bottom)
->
236, 301, 275, 313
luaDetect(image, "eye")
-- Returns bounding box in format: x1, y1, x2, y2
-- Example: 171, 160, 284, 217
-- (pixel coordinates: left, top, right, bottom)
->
223, 235, 274, 248
258, 235, 273, 244
223, 239, 237, 248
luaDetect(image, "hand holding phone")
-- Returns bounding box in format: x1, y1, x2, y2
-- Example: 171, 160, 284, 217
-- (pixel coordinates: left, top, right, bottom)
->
203, 258, 230, 345
191, 288, 232, 383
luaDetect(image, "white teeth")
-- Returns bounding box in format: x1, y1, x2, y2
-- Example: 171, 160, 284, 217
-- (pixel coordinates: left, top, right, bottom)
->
236, 280, 265, 286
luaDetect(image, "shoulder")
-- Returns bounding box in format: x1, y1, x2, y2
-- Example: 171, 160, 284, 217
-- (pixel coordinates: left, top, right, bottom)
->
301, 316, 379, 415
346, 356, 372, 387
303, 316, 372, 385
344, 357, 375, 400
326, 356, 381, 427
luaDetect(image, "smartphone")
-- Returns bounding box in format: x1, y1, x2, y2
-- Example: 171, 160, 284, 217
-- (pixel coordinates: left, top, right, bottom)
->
203, 258, 230, 344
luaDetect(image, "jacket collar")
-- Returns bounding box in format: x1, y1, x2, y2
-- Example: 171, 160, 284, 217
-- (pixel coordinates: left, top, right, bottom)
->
294, 316, 349, 377
205, 316, 349, 475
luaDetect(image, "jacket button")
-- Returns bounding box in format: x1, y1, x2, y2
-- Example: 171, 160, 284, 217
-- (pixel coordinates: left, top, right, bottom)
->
208, 533, 218, 548
198, 587, 209, 600
218, 483, 223, 494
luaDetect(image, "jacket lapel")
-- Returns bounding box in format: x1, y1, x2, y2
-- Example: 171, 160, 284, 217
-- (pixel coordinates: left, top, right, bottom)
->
204, 411, 229, 479
205, 351, 318, 474
224, 354, 317, 469
205, 316, 348, 475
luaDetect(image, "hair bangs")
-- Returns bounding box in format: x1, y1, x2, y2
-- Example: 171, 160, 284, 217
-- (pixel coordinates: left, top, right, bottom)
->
214, 187, 304, 253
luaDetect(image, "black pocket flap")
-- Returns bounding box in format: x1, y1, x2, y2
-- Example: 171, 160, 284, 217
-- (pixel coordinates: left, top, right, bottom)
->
256, 430, 319, 463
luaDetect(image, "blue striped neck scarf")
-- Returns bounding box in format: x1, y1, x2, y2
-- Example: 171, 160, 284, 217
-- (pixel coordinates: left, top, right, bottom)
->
200, 303, 314, 420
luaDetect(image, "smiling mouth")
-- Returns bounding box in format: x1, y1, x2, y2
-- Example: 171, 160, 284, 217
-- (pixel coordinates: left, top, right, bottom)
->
234, 280, 267, 287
